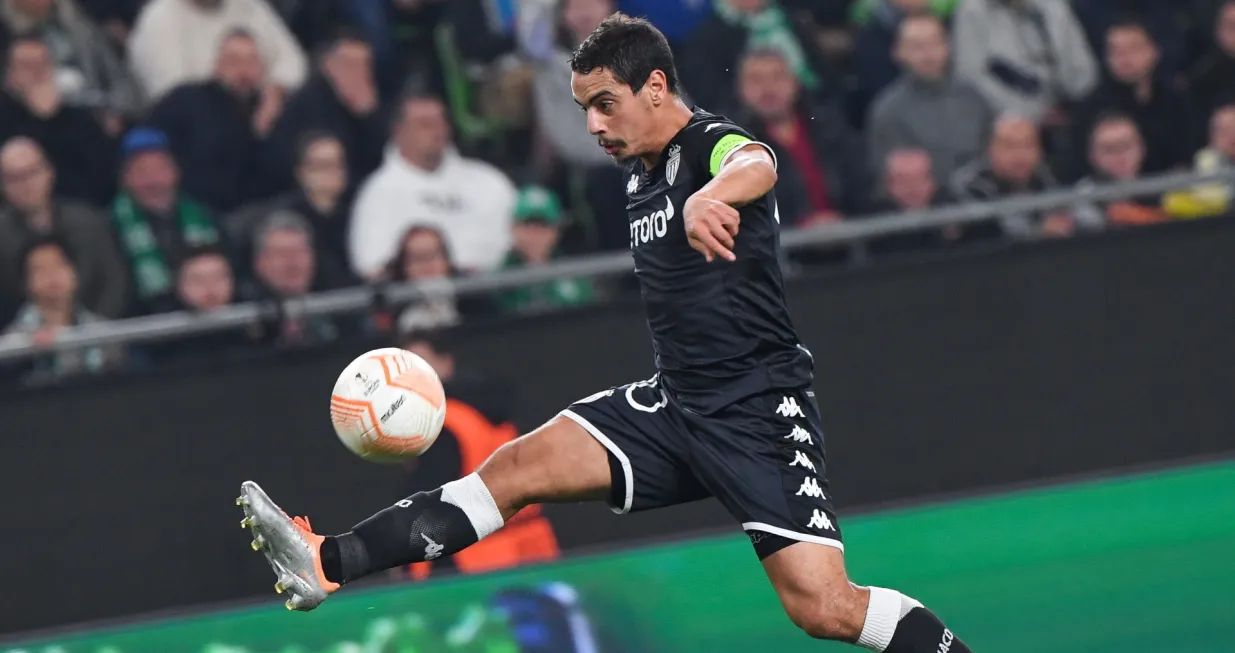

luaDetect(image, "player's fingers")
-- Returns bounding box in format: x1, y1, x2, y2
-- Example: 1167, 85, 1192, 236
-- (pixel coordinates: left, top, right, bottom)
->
708, 219, 735, 251
687, 232, 714, 262
697, 225, 736, 262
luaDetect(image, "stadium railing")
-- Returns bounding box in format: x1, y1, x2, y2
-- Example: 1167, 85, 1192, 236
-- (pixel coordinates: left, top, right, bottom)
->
0, 168, 1230, 362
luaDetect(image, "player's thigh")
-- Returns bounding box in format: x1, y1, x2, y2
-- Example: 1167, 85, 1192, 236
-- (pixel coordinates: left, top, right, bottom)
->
684, 387, 842, 557
762, 542, 868, 641
477, 414, 613, 518
559, 379, 706, 514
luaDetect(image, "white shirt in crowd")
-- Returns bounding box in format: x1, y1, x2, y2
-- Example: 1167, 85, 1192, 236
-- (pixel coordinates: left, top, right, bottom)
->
349, 146, 517, 277
128, 0, 308, 100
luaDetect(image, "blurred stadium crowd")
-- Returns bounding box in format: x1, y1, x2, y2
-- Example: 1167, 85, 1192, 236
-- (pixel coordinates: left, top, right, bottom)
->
1, 0, 1233, 384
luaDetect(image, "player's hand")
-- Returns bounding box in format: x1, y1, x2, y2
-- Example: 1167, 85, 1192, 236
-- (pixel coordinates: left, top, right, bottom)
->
684, 195, 739, 263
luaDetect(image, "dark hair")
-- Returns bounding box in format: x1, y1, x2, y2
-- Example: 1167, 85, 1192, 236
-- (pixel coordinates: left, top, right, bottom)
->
386, 224, 455, 281
569, 12, 680, 95
1089, 110, 1140, 142
294, 129, 343, 166
17, 233, 75, 286
179, 244, 230, 269
1107, 16, 1156, 44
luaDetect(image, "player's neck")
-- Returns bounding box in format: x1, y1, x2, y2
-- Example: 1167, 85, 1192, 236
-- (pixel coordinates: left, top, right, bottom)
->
639, 100, 695, 170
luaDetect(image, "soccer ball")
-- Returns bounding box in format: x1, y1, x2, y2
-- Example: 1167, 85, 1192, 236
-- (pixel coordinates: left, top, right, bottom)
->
329, 348, 446, 462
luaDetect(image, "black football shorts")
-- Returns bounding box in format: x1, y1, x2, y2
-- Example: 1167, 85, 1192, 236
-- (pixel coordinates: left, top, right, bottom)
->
560, 375, 842, 559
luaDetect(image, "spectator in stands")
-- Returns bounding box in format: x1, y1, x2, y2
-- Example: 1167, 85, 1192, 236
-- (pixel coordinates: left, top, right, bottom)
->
382, 224, 497, 334
867, 13, 994, 187
1075, 19, 1198, 178
851, 0, 932, 126
870, 148, 952, 213
952, 0, 1097, 123
111, 127, 223, 315
681, 0, 833, 111
149, 29, 281, 213
265, 29, 384, 196
951, 115, 1074, 239
3, 234, 125, 382
0, 138, 128, 321
228, 131, 351, 275
0, 0, 144, 122
397, 328, 559, 581
1072, 112, 1166, 230
498, 186, 594, 315
528, 0, 614, 169
350, 94, 516, 278
1167, 104, 1235, 218
243, 210, 347, 346
1071, 0, 1187, 84
175, 244, 233, 313
150, 243, 251, 362
0, 33, 113, 205
127, 0, 307, 102
732, 48, 869, 226
1185, 0, 1235, 124
864, 148, 997, 254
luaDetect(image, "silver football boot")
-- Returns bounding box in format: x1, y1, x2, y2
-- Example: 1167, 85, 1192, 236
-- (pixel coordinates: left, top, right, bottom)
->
237, 480, 340, 611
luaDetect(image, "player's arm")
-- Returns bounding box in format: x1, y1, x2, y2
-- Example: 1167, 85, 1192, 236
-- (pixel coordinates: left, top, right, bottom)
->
685, 142, 777, 263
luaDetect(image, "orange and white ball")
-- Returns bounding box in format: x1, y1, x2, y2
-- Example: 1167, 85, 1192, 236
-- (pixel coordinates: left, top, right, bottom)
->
329, 348, 446, 462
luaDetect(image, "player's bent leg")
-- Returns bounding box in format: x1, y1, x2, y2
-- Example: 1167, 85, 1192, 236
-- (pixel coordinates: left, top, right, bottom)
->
238, 415, 611, 611
763, 542, 973, 652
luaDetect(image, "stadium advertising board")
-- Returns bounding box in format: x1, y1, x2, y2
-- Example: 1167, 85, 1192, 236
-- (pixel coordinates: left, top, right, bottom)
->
5, 462, 1234, 653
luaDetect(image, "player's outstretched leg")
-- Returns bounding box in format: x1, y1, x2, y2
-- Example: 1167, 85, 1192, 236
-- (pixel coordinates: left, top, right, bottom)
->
237, 414, 612, 610
764, 542, 973, 652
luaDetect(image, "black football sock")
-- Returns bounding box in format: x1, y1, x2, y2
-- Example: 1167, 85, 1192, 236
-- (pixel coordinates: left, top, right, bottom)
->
320, 474, 505, 584
857, 587, 972, 652
884, 607, 971, 653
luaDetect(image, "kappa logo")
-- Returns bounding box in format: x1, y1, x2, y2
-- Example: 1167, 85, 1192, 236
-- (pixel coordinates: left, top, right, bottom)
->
776, 397, 805, 418
665, 144, 681, 186
807, 509, 835, 531
626, 174, 639, 195
422, 534, 444, 560
630, 196, 676, 249
796, 476, 825, 499
789, 451, 817, 473
784, 425, 813, 444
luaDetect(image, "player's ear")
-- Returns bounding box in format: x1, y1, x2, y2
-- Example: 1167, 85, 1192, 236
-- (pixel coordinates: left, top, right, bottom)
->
645, 70, 668, 105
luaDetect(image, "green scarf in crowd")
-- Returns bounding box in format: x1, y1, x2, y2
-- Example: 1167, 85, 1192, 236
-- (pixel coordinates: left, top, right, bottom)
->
111, 193, 219, 299
716, 0, 821, 93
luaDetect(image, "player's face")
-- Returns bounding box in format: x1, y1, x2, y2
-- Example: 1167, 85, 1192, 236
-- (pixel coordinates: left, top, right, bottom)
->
571, 67, 659, 163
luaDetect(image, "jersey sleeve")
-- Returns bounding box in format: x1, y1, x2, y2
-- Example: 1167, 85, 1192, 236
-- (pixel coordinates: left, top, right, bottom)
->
681, 119, 778, 179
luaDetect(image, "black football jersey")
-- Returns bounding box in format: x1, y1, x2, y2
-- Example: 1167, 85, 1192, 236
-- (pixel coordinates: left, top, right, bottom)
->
625, 108, 813, 414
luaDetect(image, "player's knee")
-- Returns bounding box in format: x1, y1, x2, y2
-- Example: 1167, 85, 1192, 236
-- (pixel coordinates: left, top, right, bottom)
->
784, 585, 867, 642
475, 437, 539, 514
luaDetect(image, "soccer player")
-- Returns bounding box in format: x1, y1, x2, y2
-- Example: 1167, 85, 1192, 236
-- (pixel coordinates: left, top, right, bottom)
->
237, 14, 973, 653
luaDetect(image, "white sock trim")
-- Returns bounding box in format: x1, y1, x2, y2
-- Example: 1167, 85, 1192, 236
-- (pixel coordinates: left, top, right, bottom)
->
441, 473, 505, 540
857, 587, 908, 652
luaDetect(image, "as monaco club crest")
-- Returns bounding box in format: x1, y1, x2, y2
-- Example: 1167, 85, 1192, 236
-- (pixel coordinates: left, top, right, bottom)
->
665, 144, 681, 186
